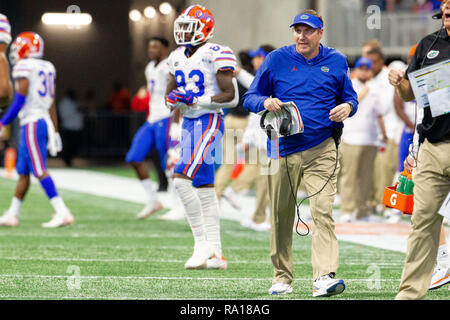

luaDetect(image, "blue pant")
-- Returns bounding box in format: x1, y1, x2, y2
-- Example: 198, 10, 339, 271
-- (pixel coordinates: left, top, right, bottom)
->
17, 119, 48, 177
398, 129, 414, 172
126, 118, 170, 171
174, 113, 224, 187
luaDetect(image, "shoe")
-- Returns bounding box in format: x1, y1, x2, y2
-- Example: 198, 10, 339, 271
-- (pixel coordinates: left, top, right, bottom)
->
429, 265, 450, 290
240, 218, 254, 228
313, 273, 345, 297
339, 213, 353, 223
0, 211, 19, 227
42, 210, 74, 228
268, 282, 293, 295
251, 221, 271, 232
158, 205, 185, 221
222, 187, 241, 211
137, 201, 163, 220
386, 212, 402, 224
184, 242, 213, 269
376, 204, 385, 215
206, 254, 227, 270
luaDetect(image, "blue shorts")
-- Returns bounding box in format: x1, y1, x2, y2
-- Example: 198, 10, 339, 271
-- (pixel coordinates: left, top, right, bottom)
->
398, 129, 414, 172
174, 113, 224, 187
126, 118, 170, 171
17, 119, 48, 177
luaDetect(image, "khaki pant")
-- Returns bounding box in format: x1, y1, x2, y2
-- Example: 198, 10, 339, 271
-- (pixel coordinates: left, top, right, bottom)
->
215, 115, 248, 198
340, 143, 378, 218
232, 158, 259, 192
373, 139, 399, 206
252, 148, 270, 224
396, 139, 450, 300
268, 138, 339, 283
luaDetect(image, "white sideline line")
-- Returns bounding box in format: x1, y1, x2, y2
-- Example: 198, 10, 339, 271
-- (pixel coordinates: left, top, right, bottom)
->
0, 274, 400, 282
0, 232, 191, 239
0, 256, 404, 266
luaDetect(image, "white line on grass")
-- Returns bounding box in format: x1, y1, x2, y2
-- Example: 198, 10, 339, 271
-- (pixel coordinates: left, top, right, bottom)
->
0, 274, 400, 282
0, 256, 404, 266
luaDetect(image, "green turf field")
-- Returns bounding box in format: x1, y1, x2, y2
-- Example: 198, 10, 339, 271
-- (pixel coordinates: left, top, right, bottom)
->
0, 177, 447, 300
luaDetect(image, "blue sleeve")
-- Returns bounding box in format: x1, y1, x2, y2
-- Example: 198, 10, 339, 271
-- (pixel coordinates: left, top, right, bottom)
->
242, 55, 273, 113
338, 61, 358, 117
0, 93, 26, 126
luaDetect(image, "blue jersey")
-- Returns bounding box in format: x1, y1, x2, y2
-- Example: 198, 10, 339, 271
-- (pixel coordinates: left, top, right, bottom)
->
243, 44, 358, 158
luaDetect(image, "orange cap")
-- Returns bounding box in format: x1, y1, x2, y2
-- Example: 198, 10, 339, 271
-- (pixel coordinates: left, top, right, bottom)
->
408, 44, 418, 57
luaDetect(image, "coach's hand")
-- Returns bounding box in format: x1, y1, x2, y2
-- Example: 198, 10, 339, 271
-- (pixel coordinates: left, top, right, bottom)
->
404, 155, 415, 172
329, 103, 352, 122
389, 69, 405, 87
264, 98, 283, 112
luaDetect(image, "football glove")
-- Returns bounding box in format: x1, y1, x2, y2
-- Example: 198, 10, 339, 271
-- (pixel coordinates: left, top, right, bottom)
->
54, 132, 63, 153
166, 89, 198, 108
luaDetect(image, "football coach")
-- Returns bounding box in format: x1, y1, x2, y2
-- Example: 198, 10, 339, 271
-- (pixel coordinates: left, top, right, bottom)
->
389, 0, 450, 300
243, 10, 358, 297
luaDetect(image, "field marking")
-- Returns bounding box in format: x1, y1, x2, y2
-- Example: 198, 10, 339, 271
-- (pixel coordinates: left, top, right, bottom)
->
0, 256, 404, 266
0, 232, 192, 239
0, 274, 401, 282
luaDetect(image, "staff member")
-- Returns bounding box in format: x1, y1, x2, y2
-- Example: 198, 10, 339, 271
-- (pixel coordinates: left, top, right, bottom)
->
389, 0, 450, 300
243, 10, 358, 297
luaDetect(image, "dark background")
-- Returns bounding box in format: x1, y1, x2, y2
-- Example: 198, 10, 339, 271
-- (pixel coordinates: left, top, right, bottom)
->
0, 0, 185, 107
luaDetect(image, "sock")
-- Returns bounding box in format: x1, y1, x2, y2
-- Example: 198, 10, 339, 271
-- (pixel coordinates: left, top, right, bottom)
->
437, 244, 450, 268
50, 196, 68, 214
141, 179, 156, 204
8, 197, 22, 217
174, 178, 206, 244
39, 176, 58, 199
197, 187, 222, 256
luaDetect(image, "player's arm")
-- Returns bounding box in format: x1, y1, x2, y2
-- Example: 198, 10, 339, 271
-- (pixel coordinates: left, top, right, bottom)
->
0, 78, 28, 130
49, 100, 59, 132
213, 69, 236, 103
0, 44, 13, 107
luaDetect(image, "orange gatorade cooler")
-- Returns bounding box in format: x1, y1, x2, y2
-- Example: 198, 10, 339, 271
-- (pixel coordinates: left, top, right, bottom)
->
382, 177, 414, 215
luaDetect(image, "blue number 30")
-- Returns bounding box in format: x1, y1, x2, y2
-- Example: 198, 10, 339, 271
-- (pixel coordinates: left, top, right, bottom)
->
174, 69, 205, 97
38, 71, 55, 98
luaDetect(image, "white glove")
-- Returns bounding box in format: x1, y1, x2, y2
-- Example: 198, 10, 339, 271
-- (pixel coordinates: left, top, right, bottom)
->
54, 132, 63, 153
0, 124, 5, 138
0, 14, 12, 46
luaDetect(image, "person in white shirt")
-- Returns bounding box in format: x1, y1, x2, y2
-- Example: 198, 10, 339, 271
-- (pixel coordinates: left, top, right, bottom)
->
366, 48, 403, 213
125, 37, 170, 220
0, 32, 73, 228
339, 57, 388, 222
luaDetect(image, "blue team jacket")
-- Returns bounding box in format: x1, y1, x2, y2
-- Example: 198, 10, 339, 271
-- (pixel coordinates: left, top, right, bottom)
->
243, 44, 358, 158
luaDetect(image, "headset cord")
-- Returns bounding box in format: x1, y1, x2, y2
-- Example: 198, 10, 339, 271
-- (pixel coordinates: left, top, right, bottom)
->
283, 141, 339, 237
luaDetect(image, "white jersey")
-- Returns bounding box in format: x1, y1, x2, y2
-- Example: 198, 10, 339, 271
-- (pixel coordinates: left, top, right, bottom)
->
145, 58, 171, 123
167, 42, 237, 119
12, 58, 55, 125
342, 79, 386, 147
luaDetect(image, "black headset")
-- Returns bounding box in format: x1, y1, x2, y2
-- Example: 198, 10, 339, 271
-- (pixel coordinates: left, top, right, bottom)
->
260, 104, 293, 139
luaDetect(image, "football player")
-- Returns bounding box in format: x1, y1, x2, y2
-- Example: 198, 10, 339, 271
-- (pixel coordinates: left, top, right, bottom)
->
166, 4, 239, 270
126, 37, 171, 219
0, 32, 74, 228
0, 14, 13, 108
